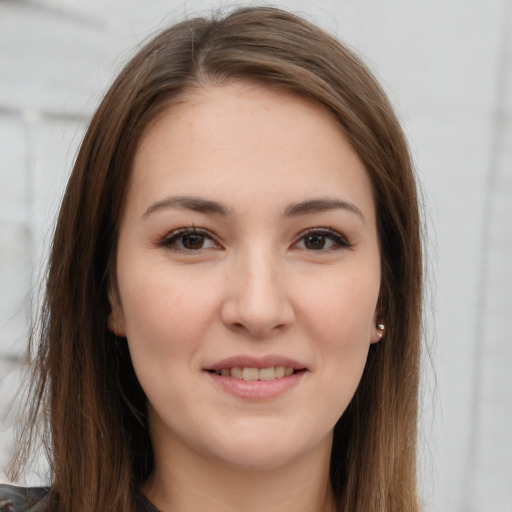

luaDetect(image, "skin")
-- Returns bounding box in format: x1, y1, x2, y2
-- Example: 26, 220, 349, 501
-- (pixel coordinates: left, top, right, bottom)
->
109, 81, 382, 512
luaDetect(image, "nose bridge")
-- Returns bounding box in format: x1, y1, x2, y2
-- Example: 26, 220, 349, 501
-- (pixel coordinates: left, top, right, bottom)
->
222, 240, 293, 336
242, 243, 280, 306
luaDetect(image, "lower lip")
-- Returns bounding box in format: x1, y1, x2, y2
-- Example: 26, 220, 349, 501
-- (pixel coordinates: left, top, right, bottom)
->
206, 371, 306, 400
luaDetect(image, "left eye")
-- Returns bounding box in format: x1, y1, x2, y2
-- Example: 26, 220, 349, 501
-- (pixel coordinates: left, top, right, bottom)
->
295, 230, 349, 251
160, 229, 219, 251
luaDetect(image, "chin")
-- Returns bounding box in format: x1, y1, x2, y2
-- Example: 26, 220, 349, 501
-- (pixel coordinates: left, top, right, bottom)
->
204, 426, 332, 472
215, 446, 303, 471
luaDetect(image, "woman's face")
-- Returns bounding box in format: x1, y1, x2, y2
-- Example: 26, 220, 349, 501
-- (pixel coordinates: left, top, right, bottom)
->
111, 82, 382, 471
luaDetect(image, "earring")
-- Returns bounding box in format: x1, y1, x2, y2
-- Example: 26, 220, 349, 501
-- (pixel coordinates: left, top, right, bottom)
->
376, 323, 385, 337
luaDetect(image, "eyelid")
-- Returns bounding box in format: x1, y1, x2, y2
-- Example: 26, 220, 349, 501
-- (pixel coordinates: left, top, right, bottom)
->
157, 226, 351, 253
293, 227, 352, 250
158, 227, 222, 251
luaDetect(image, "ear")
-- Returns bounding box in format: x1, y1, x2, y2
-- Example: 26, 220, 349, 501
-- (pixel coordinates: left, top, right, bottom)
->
370, 321, 385, 344
107, 288, 126, 337
370, 308, 385, 344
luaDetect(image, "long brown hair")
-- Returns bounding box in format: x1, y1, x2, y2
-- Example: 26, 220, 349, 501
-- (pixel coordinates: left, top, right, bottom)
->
12, 6, 422, 512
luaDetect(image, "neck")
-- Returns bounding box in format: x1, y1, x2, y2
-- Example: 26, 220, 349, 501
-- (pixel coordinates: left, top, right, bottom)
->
142, 435, 337, 512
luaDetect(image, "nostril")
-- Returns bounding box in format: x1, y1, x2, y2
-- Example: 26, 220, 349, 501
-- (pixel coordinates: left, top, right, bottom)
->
219, 289, 295, 337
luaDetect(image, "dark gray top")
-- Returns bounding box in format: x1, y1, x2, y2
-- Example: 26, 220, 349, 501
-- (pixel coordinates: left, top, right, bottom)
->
0, 484, 160, 512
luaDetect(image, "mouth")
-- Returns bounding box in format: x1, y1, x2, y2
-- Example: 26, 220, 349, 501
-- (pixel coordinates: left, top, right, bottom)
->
203, 356, 308, 398
207, 366, 304, 381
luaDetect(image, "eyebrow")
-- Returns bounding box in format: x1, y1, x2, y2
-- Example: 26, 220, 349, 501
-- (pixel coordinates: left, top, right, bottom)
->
143, 196, 230, 218
284, 198, 366, 224
143, 195, 365, 224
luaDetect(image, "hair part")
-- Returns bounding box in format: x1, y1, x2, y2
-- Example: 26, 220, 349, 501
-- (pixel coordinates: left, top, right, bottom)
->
12, 7, 422, 512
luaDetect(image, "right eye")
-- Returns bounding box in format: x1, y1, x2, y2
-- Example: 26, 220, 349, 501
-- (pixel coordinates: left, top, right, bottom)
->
292, 228, 352, 252
159, 228, 220, 252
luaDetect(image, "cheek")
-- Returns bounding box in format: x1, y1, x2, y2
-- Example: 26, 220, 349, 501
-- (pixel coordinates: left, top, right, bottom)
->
298, 267, 380, 344
301, 278, 377, 413
118, 263, 221, 360
296, 265, 379, 407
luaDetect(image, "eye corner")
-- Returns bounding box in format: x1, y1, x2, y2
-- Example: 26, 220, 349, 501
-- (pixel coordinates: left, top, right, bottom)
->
157, 227, 223, 253
292, 227, 353, 252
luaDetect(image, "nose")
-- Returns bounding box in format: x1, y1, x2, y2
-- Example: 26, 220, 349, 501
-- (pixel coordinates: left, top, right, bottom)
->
220, 246, 295, 338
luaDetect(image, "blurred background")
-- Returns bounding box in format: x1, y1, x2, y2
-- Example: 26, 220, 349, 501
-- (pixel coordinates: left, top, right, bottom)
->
1, 0, 511, 510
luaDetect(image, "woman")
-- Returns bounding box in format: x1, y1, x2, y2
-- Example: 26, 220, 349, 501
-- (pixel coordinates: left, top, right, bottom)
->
2, 6, 422, 512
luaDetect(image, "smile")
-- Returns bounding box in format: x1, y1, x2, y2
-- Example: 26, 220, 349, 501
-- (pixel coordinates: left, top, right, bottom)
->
210, 366, 296, 380
204, 356, 307, 399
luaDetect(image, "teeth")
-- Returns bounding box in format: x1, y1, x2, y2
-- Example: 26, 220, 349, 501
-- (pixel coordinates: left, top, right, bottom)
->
213, 366, 297, 380
258, 367, 275, 380
242, 367, 259, 380
275, 366, 285, 378
231, 367, 242, 379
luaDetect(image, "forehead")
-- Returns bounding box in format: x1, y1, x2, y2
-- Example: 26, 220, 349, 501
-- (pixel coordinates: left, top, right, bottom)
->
127, 81, 375, 222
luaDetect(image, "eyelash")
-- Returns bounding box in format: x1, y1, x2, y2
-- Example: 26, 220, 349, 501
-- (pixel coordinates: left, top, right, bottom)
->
158, 228, 220, 253
158, 227, 352, 253
294, 228, 352, 251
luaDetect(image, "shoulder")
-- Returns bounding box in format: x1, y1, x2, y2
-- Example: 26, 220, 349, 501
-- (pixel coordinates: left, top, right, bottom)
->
0, 484, 48, 512
0, 484, 158, 512
135, 492, 161, 512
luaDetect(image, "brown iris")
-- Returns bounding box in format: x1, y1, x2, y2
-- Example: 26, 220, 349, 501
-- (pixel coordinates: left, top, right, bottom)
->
181, 233, 205, 250
303, 234, 326, 250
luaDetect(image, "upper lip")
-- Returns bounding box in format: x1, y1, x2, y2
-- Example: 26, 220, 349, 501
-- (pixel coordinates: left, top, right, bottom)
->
204, 355, 307, 371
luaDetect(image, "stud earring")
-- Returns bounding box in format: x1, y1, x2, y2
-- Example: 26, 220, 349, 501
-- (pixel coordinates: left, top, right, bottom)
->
376, 323, 385, 338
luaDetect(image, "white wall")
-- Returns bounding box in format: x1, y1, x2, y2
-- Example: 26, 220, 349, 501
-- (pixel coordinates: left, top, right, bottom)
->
1, 1, 511, 510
